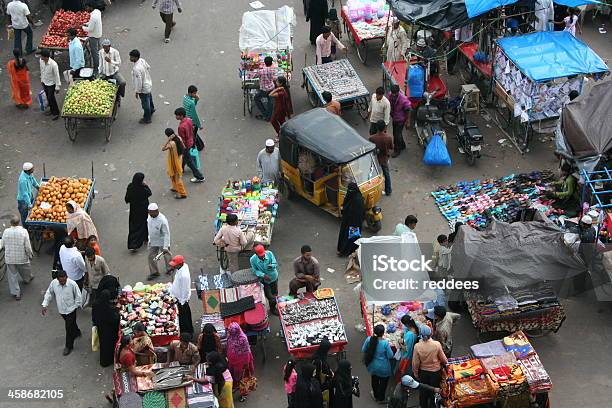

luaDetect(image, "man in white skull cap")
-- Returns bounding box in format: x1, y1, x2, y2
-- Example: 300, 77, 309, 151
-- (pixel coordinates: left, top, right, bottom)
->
98, 38, 126, 97
146, 203, 172, 280
16, 162, 39, 226
384, 18, 408, 62
256, 139, 280, 184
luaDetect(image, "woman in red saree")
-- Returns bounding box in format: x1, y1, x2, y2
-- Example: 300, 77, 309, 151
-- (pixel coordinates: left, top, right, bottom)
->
269, 75, 293, 135
7, 49, 32, 109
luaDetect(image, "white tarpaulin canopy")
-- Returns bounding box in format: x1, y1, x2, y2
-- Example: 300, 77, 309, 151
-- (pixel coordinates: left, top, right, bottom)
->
239, 5, 296, 53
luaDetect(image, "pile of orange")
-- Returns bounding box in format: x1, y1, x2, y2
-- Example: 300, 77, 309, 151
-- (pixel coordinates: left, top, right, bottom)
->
28, 177, 92, 223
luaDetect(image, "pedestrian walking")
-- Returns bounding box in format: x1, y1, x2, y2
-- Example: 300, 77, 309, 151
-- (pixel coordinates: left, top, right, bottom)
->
41, 270, 83, 356
283, 358, 298, 408
361, 324, 393, 403
330, 360, 359, 408
82, 1, 102, 73
129, 49, 154, 124
162, 128, 188, 199
169, 255, 194, 335
124, 172, 152, 251
2, 215, 33, 301
312, 338, 334, 404
337, 182, 364, 257
98, 39, 126, 97
412, 325, 447, 408
368, 87, 391, 135
91, 289, 120, 367
39, 49, 61, 120
6, 0, 34, 55
7, 48, 32, 109
226, 322, 255, 401
250, 244, 279, 314
254, 57, 276, 120
387, 85, 411, 157
175, 107, 205, 182
152, 0, 182, 43
269, 76, 293, 136
306, 0, 328, 45
183, 85, 204, 133
16, 162, 39, 226
432, 306, 460, 357
369, 120, 394, 196
294, 363, 324, 408
256, 139, 280, 184
59, 236, 87, 290
84, 246, 110, 304
146, 203, 172, 280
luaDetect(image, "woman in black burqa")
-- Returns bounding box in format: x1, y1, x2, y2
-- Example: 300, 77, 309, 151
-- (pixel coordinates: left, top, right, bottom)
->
124, 172, 152, 250
307, 0, 328, 44
330, 360, 358, 408
92, 289, 120, 367
337, 182, 365, 256
295, 363, 324, 408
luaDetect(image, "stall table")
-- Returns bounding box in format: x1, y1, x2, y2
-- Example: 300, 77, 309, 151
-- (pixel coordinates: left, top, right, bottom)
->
302, 59, 370, 118
341, 7, 388, 64
457, 42, 492, 79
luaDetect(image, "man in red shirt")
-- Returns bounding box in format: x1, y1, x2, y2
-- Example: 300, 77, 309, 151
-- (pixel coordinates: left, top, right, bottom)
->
369, 120, 394, 196
175, 107, 204, 183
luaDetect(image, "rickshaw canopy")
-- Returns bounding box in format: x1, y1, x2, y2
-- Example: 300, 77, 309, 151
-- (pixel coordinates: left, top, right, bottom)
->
279, 108, 376, 164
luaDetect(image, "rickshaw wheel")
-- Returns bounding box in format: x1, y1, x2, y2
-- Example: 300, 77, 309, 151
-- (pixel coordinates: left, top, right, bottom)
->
305, 81, 320, 108
281, 179, 294, 200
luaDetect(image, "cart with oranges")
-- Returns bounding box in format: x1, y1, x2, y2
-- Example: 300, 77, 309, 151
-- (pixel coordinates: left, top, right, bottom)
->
24, 164, 96, 253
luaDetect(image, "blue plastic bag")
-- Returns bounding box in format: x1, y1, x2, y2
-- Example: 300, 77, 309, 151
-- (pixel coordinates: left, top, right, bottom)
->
189, 147, 201, 170
407, 64, 425, 98
423, 134, 452, 166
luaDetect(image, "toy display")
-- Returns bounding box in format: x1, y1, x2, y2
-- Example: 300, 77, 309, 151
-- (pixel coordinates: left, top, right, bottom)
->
364, 301, 427, 348
240, 51, 292, 81
118, 283, 179, 339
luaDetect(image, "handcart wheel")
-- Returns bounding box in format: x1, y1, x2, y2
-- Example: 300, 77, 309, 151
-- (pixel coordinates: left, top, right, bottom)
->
305, 81, 320, 108
247, 89, 254, 116
356, 41, 368, 64
356, 97, 369, 120
66, 118, 78, 142
30, 228, 44, 253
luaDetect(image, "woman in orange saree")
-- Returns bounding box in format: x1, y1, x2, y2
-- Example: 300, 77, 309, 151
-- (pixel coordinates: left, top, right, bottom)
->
162, 128, 188, 199
7, 49, 32, 109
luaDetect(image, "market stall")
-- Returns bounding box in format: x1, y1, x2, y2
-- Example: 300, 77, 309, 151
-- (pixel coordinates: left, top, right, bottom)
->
38, 9, 91, 59
238, 5, 295, 116
341, 1, 391, 64
277, 289, 348, 359
215, 178, 279, 269
61, 79, 120, 142
118, 282, 180, 347
443, 331, 551, 407
491, 31, 609, 154
24, 171, 96, 252
112, 363, 215, 408
198, 268, 270, 360
302, 59, 370, 118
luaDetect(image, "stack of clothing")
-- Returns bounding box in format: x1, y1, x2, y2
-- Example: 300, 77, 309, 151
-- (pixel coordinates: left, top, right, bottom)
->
480, 352, 517, 371
186, 364, 215, 408
447, 358, 485, 383
449, 376, 498, 407
518, 354, 552, 393
503, 331, 535, 359
470, 340, 507, 358
488, 363, 528, 398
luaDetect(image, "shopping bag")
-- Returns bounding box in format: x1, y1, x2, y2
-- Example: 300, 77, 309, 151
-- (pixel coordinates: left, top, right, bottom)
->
195, 132, 205, 151
81, 287, 91, 308
38, 90, 46, 112
423, 134, 452, 166
189, 147, 201, 170
238, 371, 257, 396
348, 226, 361, 240
92, 326, 100, 352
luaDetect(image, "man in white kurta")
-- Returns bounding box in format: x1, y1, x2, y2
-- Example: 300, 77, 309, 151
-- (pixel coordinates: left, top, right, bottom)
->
385, 18, 408, 62
169, 255, 193, 335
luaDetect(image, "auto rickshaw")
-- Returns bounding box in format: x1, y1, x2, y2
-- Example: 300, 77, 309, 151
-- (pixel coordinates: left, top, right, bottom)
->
279, 108, 384, 230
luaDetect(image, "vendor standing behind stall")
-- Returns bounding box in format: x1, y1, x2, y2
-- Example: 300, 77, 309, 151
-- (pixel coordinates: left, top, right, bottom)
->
169, 255, 194, 335
250, 244, 279, 314
315, 26, 346, 65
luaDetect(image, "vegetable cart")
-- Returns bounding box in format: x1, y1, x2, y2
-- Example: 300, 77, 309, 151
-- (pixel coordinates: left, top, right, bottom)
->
24, 164, 96, 253
238, 6, 296, 116
302, 59, 370, 119
277, 291, 348, 360
61, 79, 120, 143
340, 5, 389, 64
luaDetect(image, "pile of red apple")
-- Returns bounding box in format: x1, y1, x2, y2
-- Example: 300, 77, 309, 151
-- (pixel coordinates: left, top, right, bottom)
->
47, 9, 89, 37
40, 34, 69, 48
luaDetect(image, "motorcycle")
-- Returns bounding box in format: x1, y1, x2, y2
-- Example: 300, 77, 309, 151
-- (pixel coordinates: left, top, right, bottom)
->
415, 91, 447, 149
443, 91, 483, 165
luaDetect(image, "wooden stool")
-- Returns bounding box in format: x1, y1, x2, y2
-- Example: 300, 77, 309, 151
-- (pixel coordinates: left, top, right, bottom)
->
461, 84, 480, 113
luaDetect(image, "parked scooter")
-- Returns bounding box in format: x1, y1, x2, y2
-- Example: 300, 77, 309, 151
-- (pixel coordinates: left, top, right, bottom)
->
415, 91, 447, 149
443, 91, 483, 165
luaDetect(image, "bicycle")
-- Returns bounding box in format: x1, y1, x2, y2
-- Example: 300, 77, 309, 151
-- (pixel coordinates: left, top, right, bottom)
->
215, 244, 229, 271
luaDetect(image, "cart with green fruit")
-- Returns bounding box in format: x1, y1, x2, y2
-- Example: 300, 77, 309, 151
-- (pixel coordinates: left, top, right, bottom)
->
61, 78, 120, 143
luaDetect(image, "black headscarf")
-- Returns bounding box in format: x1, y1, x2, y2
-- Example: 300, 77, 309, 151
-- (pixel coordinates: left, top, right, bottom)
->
125, 173, 150, 203
333, 360, 352, 397
295, 364, 323, 408
97, 275, 120, 298
13, 49, 27, 70
341, 182, 365, 226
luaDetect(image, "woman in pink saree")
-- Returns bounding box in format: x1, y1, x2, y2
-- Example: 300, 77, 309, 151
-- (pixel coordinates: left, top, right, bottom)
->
226, 322, 255, 400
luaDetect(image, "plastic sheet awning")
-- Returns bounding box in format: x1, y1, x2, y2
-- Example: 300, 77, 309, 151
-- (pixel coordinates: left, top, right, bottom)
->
465, 0, 603, 18
496, 31, 609, 82
238, 6, 295, 53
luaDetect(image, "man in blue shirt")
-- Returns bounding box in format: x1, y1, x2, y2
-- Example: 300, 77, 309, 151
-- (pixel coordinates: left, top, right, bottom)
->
16, 162, 39, 226
250, 244, 279, 315
67, 28, 85, 80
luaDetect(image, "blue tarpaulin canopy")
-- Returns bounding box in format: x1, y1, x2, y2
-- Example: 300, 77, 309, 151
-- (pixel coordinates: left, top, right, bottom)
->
496, 31, 608, 82
464, 0, 603, 18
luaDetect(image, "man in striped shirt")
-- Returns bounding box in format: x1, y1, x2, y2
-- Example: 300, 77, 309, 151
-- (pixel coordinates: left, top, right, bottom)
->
183, 85, 202, 131
254, 56, 276, 121
152, 0, 182, 43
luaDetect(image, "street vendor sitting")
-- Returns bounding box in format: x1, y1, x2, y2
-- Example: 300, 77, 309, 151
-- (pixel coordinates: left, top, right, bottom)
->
289, 245, 321, 297
214, 213, 255, 272
168, 332, 201, 366
547, 164, 580, 216
131, 322, 157, 365
116, 335, 153, 377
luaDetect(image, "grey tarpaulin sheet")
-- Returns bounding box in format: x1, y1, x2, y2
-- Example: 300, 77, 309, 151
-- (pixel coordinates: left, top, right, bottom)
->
451, 218, 587, 294
388, 0, 470, 30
